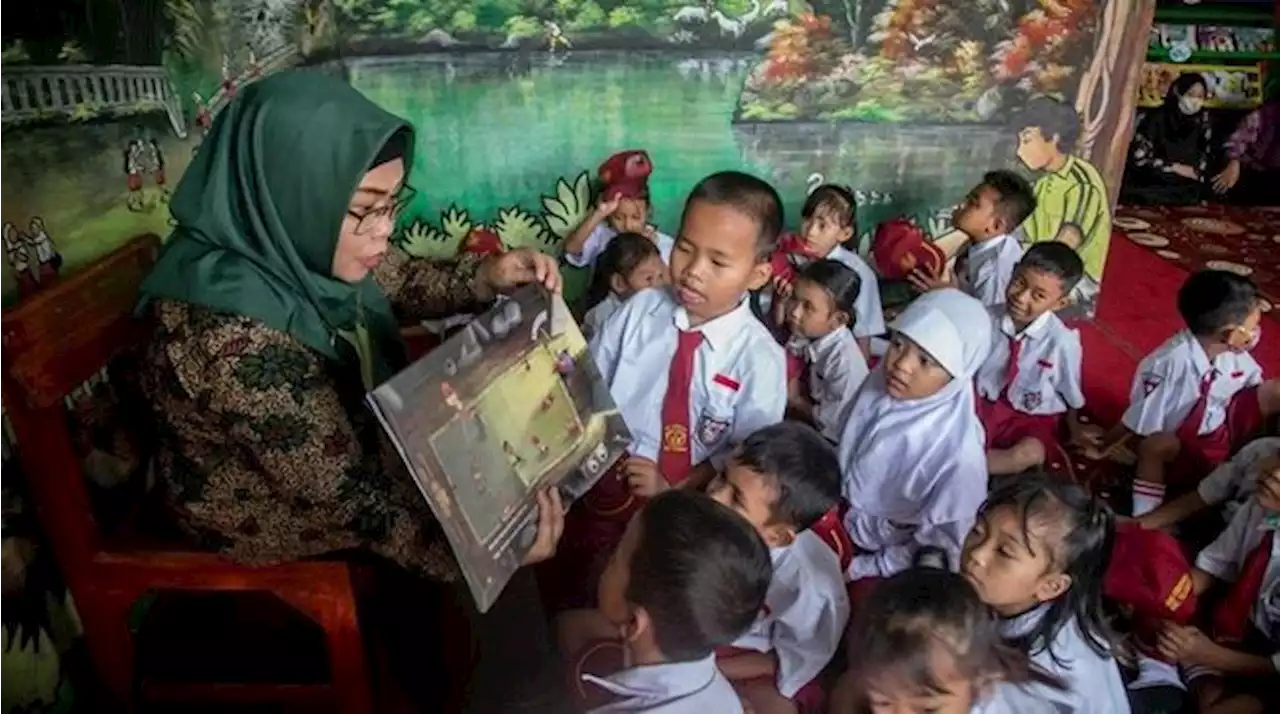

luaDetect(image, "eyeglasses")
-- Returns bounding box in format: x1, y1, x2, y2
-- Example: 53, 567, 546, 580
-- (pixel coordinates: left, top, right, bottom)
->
347, 185, 417, 235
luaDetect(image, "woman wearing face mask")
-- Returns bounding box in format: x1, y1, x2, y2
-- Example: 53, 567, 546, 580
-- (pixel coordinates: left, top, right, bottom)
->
1122, 73, 1213, 206
136, 71, 568, 704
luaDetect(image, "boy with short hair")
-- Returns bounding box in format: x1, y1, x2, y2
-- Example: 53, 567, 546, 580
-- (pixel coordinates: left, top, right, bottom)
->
1089, 270, 1279, 516
579, 489, 774, 713
910, 170, 1037, 309
975, 242, 1089, 474
705, 422, 850, 714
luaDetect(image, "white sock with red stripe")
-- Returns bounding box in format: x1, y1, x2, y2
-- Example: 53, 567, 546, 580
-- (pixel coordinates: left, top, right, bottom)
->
1132, 479, 1166, 517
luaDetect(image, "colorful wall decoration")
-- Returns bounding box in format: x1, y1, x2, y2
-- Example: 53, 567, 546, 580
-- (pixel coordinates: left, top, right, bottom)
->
1139, 61, 1265, 108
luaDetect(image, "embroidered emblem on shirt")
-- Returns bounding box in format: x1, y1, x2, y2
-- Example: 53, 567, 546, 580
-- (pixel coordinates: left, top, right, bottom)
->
1142, 372, 1164, 397
1021, 391, 1043, 412
1165, 572, 1193, 613
662, 424, 689, 453
696, 411, 731, 447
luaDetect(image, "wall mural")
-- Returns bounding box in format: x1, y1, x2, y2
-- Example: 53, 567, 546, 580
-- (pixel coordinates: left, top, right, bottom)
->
1, 3, 1151, 708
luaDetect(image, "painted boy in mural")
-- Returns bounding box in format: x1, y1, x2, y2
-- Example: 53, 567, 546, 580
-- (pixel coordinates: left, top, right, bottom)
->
1012, 97, 1112, 305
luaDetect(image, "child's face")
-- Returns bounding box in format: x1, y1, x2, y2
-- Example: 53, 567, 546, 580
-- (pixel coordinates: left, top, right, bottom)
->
801, 206, 853, 256
608, 197, 649, 235
1016, 127, 1061, 172
961, 505, 1071, 617
787, 278, 847, 340
613, 254, 667, 299
1255, 460, 1280, 513
952, 185, 1004, 241
864, 647, 982, 714
1005, 266, 1069, 325
669, 199, 772, 326
883, 332, 952, 400
1224, 304, 1263, 352
706, 458, 793, 548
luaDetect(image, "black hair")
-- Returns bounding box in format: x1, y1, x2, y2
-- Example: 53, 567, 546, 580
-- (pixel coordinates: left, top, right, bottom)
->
1012, 97, 1081, 153
627, 490, 773, 661
1177, 269, 1259, 337
1167, 72, 1207, 105
980, 170, 1037, 232
582, 232, 661, 313
371, 128, 410, 168
792, 259, 861, 329
683, 171, 784, 259
847, 568, 1064, 698
979, 471, 1126, 667
802, 184, 857, 230
734, 422, 841, 531
1015, 242, 1085, 294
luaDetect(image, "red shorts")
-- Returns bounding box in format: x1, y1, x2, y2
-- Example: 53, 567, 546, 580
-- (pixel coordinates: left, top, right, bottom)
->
127, 173, 142, 191
714, 646, 825, 713
154, 169, 166, 186
976, 396, 1062, 451
1181, 386, 1263, 470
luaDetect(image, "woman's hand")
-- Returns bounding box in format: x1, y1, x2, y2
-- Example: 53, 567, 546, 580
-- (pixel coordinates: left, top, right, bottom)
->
476, 248, 562, 299
521, 487, 566, 566
1212, 159, 1241, 194
1168, 163, 1199, 180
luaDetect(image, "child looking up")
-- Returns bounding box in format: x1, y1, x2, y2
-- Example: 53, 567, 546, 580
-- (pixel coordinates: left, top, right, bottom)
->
778, 259, 869, 442
962, 472, 1131, 713
974, 243, 1089, 475
911, 171, 1037, 309
580, 231, 666, 339
832, 567, 1065, 714
707, 422, 850, 713
1088, 270, 1278, 516
580, 489, 774, 713
839, 288, 992, 583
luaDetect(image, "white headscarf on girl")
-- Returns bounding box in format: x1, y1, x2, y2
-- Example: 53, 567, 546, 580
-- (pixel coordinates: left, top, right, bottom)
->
838, 288, 993, 577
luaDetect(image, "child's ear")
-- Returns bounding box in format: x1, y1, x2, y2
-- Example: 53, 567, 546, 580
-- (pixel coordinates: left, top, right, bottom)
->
1052, 293, 1072, 312
1034, 572, 1072, 603
829, 309, 852, 331
762, 522, 797, 549
839, 223, 855, 243
747, 258, 773, 292
625, 605, 652, 645
609, 272, 629, 296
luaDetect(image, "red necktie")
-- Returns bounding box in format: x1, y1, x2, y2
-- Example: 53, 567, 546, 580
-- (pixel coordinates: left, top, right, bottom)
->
1212, 530, 1275, 643
1001, 336, 1023, 399
1175, 369, 1217, 443
659, 330, 702, 485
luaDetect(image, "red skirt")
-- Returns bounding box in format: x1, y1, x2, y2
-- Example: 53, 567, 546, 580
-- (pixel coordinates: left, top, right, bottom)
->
714, 645, 826, 713
976, 396, 1062, 452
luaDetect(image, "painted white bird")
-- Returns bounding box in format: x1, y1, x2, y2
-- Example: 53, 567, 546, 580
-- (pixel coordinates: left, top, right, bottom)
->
907, 32, 938, 51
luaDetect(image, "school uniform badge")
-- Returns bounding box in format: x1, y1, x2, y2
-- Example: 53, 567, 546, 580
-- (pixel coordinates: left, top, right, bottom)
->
696, 410, 731, 447
1021, 391, 1043, 412
1141, 372, 1163, 397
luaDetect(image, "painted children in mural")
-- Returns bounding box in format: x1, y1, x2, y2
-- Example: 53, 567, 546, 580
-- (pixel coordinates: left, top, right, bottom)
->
562, 150, 675, 269
193, 92, 213, 137
124, 130, 149, 211
27, 217, 61, 282
1012, 97, 1112, 306
3, 222, 37, 295
1121, 73, 1214, 207
144, 130, 168, 199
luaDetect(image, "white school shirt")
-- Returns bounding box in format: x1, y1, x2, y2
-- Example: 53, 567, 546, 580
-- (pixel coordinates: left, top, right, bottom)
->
972, 682, 1065, 714
962, 233, 1023, 308
999, 606, 1131, 714
1121, 330, 1263, 437
565, 223, 675, 268
826, 245, 885, 339
1197, 437, 1280, 523
730, 529, 849, 698
792, 328, 868, 442
584, 654, 743, 713
583, 293, 623, 340
975, 307, 1085, 416
1194, 500, 1280, 668
589, 287, 787, 468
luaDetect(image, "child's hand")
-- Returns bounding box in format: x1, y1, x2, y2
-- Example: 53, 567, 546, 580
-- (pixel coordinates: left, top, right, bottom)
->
624, 456, 669, 497
907, 265, 952, 293
1255, 459, 1280, 512
642, 224, 659, 242
1156, 623, 1214, 666
1070, 422, 1104, 449
595, 194, 622, 218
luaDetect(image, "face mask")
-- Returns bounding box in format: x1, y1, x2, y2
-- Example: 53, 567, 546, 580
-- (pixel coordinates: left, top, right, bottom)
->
1178, 96, 1203, 115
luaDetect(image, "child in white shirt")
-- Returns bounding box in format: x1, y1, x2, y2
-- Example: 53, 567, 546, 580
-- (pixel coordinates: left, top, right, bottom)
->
1139, 435, 1280, 533
776, 259, 868, 442
839, 288, 992, 585
577, 490, 772, 713
706, 422, 850, 713
962, 472, 1132, 714
563, 150, 674, 268
580, 231, 666, 339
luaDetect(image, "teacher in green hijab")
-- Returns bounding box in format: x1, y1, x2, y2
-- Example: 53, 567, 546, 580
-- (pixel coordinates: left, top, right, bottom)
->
136, 71, 565, 581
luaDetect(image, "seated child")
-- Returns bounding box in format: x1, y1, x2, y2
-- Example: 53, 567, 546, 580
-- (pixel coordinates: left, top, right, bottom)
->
839, 288, 992, 584
779, 184, 884, 355
705, 422, 850, 714
963, 471, 1132, 713
1139, 435, 1280, 533
549, 171, 788, 610
564, 150, 674, 268
910, 170, 1037, 309
830, 566, 1067, 714
974, 243, 1089, 475
581, 232, 666, 339
1088, 270, 1278, 516
776, 259, 868, 442
1154, 462, 1280, 714
576, 489, 774, 713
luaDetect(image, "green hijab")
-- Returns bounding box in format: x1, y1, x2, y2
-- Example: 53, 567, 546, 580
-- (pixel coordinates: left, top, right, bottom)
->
138, 70, 411, 389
